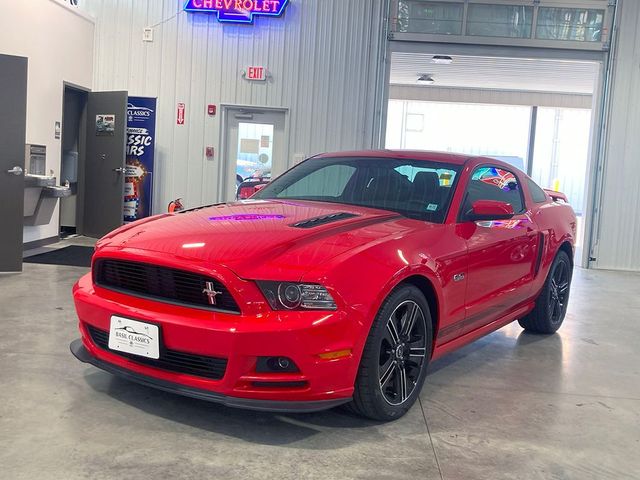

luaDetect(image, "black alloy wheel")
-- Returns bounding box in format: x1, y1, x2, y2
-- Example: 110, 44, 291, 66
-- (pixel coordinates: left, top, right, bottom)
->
519, 249, 572, 334
379, 300, 428, 405
350, 285, 432, 421
548, 259, 570, 324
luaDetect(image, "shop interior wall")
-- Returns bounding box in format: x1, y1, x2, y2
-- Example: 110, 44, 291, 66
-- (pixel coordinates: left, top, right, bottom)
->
591, 0, 640, 271
80, 0, 387, 212
0, 0, 94, 244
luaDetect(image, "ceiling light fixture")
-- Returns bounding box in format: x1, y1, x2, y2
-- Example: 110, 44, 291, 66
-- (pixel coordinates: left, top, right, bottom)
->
432, 55, 453, 64
417, 74, 435, 85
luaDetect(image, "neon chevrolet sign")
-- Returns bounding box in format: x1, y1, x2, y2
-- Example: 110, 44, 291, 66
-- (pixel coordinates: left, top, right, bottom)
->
184, 0, 289, 24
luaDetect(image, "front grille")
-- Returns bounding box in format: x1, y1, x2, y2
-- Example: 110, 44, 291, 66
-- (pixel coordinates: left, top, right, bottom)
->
87, 324, 227, 380
94, 259, 240, 313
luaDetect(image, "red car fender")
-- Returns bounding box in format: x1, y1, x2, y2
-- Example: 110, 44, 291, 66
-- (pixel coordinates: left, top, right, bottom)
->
529, 201, 577, 298
305, 251, 444, 369
370, 263, 443, 343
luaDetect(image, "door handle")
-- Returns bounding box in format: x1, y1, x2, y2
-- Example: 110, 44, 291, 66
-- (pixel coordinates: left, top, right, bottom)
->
113, 167, 125, 173
6, 166, 23, 176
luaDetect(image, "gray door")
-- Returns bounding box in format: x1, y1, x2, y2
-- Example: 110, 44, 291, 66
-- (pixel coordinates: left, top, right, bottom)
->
81, 91, 127, 238
0, 54, 28, 272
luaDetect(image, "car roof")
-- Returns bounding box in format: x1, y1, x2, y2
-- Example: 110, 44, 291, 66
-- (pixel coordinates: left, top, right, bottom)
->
313, 150, 524, 171
314, 150, 471, 166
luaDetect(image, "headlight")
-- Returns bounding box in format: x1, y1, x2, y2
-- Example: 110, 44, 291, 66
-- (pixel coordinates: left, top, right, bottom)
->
256, 281, 337, 311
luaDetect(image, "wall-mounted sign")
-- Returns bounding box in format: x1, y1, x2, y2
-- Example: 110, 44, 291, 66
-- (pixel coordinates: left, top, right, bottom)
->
95, 114, 115, 136
177, 103, 186, 125
183, 0, 289, 24
245, 66, 267, 81
124, 97, 157, 223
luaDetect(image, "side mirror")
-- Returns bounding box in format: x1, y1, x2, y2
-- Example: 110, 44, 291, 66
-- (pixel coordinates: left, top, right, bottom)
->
467, 200, 515, 221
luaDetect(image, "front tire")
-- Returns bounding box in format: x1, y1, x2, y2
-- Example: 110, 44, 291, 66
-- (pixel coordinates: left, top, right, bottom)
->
350, 285, 433, 421
519, 250, 572, 334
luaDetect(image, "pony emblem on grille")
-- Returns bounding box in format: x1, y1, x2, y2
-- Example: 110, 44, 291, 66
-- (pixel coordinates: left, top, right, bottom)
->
203, 281, 222, 305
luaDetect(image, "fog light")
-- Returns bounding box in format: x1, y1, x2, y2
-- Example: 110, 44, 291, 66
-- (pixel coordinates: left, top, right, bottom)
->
277, 357, 290, 369
256, 356, 299, 373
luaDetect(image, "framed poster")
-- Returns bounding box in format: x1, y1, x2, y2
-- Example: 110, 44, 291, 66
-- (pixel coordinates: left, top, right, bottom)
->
95, 114, 115, 136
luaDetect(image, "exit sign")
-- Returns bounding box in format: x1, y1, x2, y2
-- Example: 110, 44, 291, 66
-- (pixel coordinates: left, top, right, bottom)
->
245, 66, 267, 81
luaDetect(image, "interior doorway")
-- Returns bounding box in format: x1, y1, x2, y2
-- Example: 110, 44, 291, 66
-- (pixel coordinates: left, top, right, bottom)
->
221, 107, 287, 202
384, 48, 602, 266
59, 85, 88, 238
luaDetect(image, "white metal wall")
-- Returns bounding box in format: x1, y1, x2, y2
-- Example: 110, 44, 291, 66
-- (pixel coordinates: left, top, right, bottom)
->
81, 0, 386, 211
592, 0, 640, 271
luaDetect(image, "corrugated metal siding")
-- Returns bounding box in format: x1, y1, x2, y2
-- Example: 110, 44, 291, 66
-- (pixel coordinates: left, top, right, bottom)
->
81, 0, 386, 211
593, 0, 640, 271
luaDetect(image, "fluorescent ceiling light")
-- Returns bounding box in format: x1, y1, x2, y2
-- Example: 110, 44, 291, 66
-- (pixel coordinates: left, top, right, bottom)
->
432, 55, 453, 64
417, 74, 435, 85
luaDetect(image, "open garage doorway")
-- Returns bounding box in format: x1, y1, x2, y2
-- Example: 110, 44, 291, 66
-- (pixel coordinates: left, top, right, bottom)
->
384, 50, 602, 266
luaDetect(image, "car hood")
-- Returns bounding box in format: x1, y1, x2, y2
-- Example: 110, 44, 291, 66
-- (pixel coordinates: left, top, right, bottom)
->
96, 199, 418, 280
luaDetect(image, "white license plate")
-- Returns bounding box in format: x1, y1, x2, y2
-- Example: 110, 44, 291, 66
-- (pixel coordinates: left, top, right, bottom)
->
108, 316, 160, 359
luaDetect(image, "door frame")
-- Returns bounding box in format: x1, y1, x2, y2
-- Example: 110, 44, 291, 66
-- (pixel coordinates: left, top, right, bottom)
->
381, 41, 609, 268
218, 104, 290, 202
60, 81, 90, 235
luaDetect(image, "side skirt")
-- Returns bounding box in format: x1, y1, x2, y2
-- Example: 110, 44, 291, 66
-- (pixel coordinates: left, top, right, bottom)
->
431, 302, 535, 361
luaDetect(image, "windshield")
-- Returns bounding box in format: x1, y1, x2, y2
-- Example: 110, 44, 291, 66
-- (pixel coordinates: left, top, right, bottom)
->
253, 156, 461, 223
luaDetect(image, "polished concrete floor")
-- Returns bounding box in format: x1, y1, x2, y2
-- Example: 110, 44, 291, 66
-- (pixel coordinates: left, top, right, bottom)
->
1, 254, 639, 479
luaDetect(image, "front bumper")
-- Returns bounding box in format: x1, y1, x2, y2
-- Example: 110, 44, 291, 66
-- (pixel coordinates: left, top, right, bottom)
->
72, 269, 361, 411
70, 339, 350, 412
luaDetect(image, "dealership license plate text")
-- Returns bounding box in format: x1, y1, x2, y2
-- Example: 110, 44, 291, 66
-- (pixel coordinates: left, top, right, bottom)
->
108, 316, 160, 359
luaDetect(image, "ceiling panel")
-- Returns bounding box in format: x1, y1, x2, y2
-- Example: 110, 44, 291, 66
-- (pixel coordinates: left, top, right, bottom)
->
390, 52, 599, 95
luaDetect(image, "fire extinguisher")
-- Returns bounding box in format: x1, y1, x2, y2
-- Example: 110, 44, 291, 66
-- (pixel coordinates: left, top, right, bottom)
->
168, 198, 184, 213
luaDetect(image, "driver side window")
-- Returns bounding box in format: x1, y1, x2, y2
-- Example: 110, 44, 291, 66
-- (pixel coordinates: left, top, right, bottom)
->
461, 166, 525, 219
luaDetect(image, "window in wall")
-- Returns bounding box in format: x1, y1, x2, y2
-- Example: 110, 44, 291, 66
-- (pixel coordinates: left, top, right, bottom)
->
385, 100, 530, 172
396, 1, 464, 35
406, 113, 424, 132
530, 107, 591, 215
466, 4, 533, 38
536, 7, 604, 42
236, 123, 273, 181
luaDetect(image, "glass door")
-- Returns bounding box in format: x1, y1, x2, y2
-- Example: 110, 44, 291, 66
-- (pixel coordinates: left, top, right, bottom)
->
223, 108, 286, 202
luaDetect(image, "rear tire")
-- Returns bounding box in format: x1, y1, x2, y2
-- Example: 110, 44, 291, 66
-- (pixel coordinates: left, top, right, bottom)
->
349, 285, 433, 421
519, 250, 572, 334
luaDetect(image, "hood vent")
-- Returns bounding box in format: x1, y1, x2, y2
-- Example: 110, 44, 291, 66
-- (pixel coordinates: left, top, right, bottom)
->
290, 212, 358, 229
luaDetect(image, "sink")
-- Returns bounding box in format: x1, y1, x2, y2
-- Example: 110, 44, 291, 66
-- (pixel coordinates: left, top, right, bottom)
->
24, 174, 56, 188
43, 185, 72, 198
24, 174, 72, 226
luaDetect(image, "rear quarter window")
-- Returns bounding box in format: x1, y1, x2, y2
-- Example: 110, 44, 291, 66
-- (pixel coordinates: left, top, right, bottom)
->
527, 178, 548, 203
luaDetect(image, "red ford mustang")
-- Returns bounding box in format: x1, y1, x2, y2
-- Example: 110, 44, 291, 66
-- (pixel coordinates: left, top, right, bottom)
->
70, 150, 576, 420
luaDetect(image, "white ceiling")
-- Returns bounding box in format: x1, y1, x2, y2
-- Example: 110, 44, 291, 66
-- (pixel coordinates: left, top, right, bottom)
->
390, 52, 599, 95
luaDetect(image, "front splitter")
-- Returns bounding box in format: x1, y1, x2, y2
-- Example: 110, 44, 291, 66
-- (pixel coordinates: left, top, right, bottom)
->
70, 339, 351, 413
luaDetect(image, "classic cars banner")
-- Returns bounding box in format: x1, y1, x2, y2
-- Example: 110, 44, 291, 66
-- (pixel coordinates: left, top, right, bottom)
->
124, 97, 156, 223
